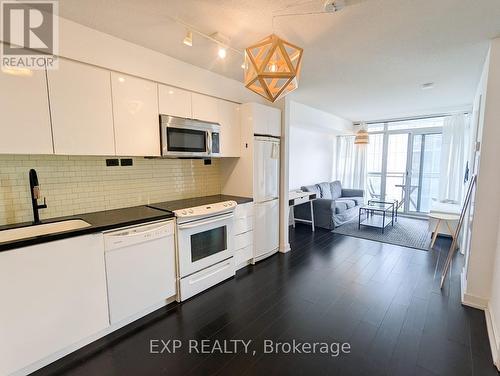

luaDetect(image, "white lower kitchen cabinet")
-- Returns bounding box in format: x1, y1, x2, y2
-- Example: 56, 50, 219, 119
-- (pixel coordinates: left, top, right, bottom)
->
0, 68, 53, 154
111, 73, 160, 156
47, 59, 116, 155
234, 202, 254, 270
0, 234, 109, 376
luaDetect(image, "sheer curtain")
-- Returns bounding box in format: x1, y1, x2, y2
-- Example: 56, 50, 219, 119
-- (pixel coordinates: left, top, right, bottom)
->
438, 114, 470, 203
335, 135, 367, 190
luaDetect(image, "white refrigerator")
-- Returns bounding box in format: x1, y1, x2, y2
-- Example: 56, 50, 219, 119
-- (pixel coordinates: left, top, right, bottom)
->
253, 135, 280, 262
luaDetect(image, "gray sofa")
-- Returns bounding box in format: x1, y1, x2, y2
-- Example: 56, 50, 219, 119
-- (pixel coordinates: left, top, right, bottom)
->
294, 181, 364, 230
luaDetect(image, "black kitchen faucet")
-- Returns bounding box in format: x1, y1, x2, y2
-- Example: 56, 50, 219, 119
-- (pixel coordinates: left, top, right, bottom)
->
29, 169, 47, 224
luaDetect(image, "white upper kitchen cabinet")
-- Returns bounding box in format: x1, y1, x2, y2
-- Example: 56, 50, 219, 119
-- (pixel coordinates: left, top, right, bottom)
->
0, 69, 53, 154
111, 73, 160, 156
245, 103, 281, 137
0, 234, 109, 376
158, 84, 192, 118
218, 100, 241, 157
192, 92, 219, 123
47, 59, 115, 155
267, 106, 282, 137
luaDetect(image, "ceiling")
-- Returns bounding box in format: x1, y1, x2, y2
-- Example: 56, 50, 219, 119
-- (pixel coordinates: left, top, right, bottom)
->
58, 0, 500, 121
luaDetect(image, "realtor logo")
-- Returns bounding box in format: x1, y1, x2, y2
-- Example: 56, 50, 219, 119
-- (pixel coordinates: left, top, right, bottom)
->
1, 1, 58, 70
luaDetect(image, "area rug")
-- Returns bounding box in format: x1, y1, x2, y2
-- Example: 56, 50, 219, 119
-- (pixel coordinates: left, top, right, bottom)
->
332, 216, 432, 251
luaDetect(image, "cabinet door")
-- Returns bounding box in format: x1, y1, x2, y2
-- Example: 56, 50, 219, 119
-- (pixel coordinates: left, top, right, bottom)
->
48, 59, 115, 155
218, 100, 241, 157
250, 103, 269, 135
111, 73, 160, 156
192, 92, 218, 122
0, 234, 109, 375
158, 84, 192, 118
267, 107, 282, 137
0, 68, 53, 154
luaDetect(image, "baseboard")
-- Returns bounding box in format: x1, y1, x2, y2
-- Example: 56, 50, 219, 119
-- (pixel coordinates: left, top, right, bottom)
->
280, 243, 291, 253
461, 270, 489, 310
462, 291, 489, 310
485, 304, 500, 371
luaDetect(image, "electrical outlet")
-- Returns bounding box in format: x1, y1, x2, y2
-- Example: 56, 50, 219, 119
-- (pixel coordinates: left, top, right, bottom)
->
120, 158, 133, 166
106, 159, 119, 167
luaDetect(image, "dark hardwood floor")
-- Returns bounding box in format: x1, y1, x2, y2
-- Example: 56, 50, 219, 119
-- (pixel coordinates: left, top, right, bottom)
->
35, 225, 498, 376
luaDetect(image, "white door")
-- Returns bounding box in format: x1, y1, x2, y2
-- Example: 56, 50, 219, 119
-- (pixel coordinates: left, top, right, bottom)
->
158, 84, 192, 118
48, 59, 116, 155
111, 73, 160, 156
0, 68, 53, 154
253, 199, 279, 259
254, 137, 280, 202
192, 93, 218, 122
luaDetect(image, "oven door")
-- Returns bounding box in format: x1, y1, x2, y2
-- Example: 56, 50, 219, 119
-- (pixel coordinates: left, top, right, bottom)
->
162, 126, 209, 157
177, 212, 234, 277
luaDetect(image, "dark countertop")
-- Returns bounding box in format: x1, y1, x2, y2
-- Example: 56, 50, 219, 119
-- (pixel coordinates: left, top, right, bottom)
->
148, 194, 253, 212
0, 205, 174, 252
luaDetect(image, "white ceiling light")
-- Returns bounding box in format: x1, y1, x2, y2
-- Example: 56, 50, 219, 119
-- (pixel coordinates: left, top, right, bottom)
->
183, 30, 193, 47
218, 46, 227, 59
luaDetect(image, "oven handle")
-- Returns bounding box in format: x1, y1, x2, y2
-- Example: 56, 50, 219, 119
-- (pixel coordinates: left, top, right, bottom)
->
178, 212, 234, 229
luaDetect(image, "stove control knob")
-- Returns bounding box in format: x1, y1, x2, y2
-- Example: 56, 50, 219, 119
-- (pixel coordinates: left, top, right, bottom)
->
223, 203, 228, 207
228, 202, 233, 206
181, 210, 187, 215
188, 209, 194, 214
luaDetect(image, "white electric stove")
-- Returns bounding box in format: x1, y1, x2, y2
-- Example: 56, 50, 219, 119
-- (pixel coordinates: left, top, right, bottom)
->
148, 199, 237, 301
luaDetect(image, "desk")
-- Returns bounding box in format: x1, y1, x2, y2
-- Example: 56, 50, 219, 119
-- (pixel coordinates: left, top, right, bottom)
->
289, 191, 317, 231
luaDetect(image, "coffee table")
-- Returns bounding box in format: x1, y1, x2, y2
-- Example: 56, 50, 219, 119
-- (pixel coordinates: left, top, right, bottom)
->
368, 199, 400, 222
358, 202, 395, 233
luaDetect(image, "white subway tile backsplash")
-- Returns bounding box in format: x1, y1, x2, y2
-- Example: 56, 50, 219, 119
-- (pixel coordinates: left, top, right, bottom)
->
0, 155, 221, 225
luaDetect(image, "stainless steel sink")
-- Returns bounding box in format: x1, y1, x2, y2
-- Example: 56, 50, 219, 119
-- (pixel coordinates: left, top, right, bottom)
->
0, 219, 92, 243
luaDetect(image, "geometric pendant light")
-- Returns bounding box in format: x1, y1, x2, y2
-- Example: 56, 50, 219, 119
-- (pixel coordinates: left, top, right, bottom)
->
244, 34, 304, 102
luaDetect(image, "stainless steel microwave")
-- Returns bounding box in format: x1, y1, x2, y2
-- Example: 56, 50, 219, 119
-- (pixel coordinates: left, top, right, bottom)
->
160, 115, 221, 158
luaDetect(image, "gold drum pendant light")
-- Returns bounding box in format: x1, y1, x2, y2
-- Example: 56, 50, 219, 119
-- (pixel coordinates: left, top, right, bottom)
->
244, 34, 303, 102
354, 129, 369, 145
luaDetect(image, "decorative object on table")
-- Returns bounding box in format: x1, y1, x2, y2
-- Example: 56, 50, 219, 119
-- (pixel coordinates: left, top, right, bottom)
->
289, 190, 317, 232
243, 34, 303, 102
354, 122, 369, 145
440, 174, 477, 289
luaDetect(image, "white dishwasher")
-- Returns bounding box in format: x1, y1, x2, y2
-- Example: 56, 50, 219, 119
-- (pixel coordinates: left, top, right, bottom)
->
104, 220, 176, 325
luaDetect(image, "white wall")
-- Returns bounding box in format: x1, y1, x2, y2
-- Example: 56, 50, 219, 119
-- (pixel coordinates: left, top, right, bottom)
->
462, 37, 500, 370
465, 38, 500, 302
288, 101, 353, 189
